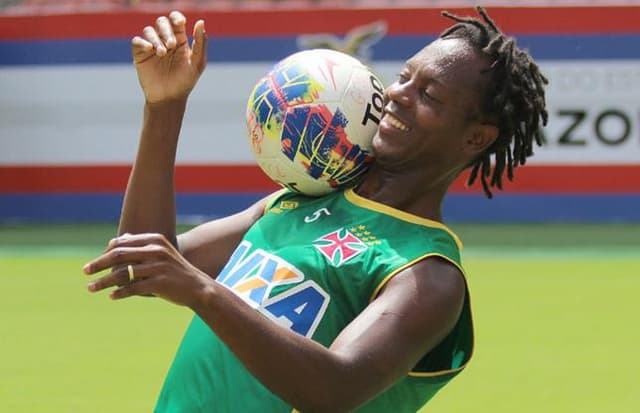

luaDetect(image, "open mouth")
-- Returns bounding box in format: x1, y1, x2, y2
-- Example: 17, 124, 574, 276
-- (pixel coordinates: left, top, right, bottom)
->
383, 113, 411, 132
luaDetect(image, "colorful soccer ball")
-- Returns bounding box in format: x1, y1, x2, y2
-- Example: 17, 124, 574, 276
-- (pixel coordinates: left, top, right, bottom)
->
246, 49, 385, 196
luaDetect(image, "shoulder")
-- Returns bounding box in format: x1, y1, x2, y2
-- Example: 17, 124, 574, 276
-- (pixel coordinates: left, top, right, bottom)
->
384, 256, 465, 306
375, 256, 466, 348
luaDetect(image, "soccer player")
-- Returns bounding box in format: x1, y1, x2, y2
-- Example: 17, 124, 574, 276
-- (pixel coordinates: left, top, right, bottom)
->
84, 7, 547, 412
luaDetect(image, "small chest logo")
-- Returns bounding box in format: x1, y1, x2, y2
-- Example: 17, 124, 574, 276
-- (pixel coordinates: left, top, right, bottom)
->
313, 227, 368, 266
269, 200, 299, 214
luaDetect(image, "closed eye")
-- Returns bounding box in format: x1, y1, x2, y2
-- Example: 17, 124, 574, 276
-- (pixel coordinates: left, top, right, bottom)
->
396, 72, 409, 84
422, 89, 442, 104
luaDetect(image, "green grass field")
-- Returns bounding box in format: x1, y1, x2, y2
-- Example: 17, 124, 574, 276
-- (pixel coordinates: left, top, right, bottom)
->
1, 224, 639, 412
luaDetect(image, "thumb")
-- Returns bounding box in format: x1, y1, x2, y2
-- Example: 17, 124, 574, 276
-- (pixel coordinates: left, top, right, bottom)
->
191, 20, 208, 73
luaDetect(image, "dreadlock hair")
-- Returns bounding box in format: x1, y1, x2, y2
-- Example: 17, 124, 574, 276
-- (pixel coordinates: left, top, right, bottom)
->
440, 6, 548, 198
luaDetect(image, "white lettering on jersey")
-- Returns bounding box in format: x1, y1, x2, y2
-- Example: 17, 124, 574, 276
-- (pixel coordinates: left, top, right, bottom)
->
304, 207, 331, 223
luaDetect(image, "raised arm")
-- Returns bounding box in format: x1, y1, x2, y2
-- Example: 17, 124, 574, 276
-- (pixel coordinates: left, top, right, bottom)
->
118, 11, 207, 244
107, 11, 273, 279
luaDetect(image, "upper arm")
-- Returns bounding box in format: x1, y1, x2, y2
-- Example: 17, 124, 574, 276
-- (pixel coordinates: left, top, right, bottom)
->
328, 256, 466, 410
177, 192, 277, 277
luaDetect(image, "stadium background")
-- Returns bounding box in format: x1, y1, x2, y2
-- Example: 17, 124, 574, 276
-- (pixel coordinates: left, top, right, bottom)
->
1, 1, 639, 412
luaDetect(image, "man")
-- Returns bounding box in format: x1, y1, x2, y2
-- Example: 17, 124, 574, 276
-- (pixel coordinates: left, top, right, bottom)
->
84, 7, 547, 412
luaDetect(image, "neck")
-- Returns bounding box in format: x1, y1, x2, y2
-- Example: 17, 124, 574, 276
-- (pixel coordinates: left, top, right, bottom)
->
355, 163, 459, 223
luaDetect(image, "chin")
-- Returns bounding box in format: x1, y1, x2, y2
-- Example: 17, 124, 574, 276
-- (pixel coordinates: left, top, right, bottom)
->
370, 133, 404, 166
371, 133, 399, 161
370, 133, 388, 160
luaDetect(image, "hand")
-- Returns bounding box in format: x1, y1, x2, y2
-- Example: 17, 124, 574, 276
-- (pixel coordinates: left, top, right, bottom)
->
132, 11, 208, 104
83, 233, 214, 308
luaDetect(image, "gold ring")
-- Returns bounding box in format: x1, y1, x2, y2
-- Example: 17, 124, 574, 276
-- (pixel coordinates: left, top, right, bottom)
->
127, 264, 135, 282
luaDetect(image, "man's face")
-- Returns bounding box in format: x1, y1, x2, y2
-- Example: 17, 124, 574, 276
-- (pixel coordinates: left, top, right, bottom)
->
372, 37, 492, 172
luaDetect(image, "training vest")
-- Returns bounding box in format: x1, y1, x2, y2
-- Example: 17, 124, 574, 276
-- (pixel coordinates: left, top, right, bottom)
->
155, 188, 473, 413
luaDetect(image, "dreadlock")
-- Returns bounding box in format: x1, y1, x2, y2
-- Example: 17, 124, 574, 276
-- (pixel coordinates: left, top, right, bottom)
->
440, 6, 548, 198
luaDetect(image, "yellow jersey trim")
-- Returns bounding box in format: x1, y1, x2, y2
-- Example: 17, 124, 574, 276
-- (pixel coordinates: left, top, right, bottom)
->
343, 188, 463, 249
369, 252, 466, 303
368, 253, 472, 378
407, 365, 466, 377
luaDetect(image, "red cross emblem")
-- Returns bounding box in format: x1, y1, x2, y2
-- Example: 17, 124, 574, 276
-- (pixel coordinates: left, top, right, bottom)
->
313, 228, 367, 266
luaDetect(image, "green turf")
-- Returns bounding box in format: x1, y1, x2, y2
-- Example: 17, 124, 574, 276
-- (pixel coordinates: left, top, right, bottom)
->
0, 255, 191, 412
426, 258, 640, 413
1, 224, 638, 412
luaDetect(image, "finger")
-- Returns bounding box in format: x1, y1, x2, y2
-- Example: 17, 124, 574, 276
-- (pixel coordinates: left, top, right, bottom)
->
142, 25, 166, 57
87, 262, 160, 292
131, 36, 154, 63
169, 10, 188, 47
191, 19, 207, 73
155, 15, 177, 50
110, 277, 159, 300
83, 244, 165, 275
87, 265, 129, 292
103, 232, 131, 252
103, 232, 170, 253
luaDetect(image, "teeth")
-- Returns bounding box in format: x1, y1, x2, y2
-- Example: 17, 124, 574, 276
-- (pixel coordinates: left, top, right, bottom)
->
384, 113, 410, 132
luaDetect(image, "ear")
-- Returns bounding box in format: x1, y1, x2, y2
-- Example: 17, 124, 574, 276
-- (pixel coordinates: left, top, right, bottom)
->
464, 123, 498, 157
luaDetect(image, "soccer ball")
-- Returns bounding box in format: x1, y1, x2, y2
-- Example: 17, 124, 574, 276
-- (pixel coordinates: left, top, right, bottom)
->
246, 49, 385, 196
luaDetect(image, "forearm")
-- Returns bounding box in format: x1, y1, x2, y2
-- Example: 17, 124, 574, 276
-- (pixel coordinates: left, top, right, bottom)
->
118, 99, 187, 244
193, 283, 357, 413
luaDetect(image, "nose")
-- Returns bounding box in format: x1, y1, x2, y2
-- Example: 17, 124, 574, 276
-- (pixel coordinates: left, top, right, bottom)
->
384, 80, 412, 108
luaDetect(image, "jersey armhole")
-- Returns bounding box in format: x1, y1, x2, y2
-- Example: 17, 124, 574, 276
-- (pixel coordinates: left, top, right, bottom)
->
368, 253, 474, 378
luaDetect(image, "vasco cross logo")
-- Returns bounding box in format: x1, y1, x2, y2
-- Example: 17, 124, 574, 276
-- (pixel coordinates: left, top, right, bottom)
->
313, 228, 368, 266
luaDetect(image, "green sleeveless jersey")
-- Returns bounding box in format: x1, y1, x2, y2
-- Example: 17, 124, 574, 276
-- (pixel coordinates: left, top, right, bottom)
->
155, 188, 473, 413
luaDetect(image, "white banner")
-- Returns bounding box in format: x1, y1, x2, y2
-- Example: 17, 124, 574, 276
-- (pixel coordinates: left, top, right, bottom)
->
1, 60, 639, 165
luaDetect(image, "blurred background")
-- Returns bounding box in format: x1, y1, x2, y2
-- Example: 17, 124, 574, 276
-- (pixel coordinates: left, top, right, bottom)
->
2, 0, 640, 223
1, 1, 639, 412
